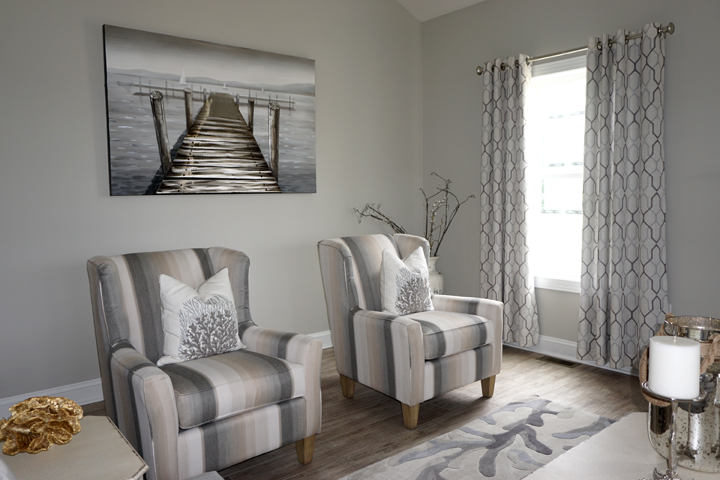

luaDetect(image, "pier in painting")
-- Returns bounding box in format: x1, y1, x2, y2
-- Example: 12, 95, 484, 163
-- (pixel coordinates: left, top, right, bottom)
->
150, 90, 281, 194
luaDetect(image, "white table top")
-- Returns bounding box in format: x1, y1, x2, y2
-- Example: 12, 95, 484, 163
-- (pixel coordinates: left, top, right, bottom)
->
525, 412, 719, 480
1, 416, 148, 480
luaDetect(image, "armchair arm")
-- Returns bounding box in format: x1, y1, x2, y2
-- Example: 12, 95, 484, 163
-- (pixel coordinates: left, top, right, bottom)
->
431, 294, 504, 378
351, 309, 425, 406
432, 294, 503, 320
238, 325, 322, 436
110, 341, 179, 480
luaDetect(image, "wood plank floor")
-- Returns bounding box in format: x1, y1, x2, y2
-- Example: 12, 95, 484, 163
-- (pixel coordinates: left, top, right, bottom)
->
83, 346, 648, 479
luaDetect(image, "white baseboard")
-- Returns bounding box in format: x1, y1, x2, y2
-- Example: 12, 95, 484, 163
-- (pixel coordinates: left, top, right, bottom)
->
0, 378, 104, 418
308, 330, 333, 349
506, 335, 635, 376
1, 330, 335, 417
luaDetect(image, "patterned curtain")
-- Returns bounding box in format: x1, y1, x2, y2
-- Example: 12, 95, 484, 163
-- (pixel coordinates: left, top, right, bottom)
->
479, 55, 540, 347
578, 24, 668, 369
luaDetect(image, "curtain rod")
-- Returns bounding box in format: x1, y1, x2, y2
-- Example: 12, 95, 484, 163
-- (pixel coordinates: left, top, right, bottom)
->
476, 22, 674, 75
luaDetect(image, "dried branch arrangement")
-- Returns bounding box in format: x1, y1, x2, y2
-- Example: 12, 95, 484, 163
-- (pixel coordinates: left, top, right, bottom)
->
353, 204, 408, 235
354, 173, 474, 257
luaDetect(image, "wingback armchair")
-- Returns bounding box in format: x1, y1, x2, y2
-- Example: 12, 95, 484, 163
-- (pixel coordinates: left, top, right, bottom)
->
87, 248, 321, 480
318, 234, 502, 429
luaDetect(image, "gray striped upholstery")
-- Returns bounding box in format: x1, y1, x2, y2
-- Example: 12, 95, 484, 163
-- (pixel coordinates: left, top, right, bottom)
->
161, 350, 305, 429
239, 324, 322, 439
403, 310, 493, 360
350, 309, 424, 405
110, 342, 180, 479
88, 248, 321, 480
177, 397, 308, 477
318, 235, 502, 410
339, 234, 399, 311
423, 344, 494, 401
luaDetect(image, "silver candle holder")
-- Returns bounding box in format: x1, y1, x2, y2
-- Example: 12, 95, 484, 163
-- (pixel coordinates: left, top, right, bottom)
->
641, 382, 707, 480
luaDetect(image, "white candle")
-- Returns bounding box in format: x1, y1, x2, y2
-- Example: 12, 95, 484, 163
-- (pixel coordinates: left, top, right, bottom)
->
648, 336, 701, 400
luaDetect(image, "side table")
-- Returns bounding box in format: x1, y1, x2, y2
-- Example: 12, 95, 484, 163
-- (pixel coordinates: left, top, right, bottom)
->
525, 412, 718, 480
1, 416, 147, 480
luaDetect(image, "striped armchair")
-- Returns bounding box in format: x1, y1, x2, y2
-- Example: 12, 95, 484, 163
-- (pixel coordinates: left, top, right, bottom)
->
87, 248, 321, 480
318, 235, 502, 429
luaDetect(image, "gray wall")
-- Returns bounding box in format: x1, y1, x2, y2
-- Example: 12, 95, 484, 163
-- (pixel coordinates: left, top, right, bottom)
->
0, 0, 422, 399
422, 0, 720, 340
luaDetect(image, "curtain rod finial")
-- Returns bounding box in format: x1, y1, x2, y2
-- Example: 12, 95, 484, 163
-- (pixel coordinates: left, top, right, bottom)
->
476, 66, 483, 75
666, 22, 675, 35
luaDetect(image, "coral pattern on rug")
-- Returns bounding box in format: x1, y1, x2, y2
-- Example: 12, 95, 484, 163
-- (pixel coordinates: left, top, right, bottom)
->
340, 397, 613, 480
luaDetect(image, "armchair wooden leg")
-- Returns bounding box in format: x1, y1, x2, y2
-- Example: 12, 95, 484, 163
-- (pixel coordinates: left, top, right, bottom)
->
295, 435, 315, 465
340, 374, 355, 398
401, 403, 419, 430
481, 375, 496, 398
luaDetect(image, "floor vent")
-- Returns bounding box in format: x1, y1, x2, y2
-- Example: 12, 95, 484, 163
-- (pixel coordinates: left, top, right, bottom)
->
538, 356, 579, 368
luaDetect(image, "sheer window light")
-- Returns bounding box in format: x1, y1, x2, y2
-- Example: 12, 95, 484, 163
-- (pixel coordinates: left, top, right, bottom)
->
526, 55, 585, 292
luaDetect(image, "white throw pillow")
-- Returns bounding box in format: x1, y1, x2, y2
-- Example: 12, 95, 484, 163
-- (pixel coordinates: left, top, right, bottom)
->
381, 247, 434, 316
157, 268, 244, 366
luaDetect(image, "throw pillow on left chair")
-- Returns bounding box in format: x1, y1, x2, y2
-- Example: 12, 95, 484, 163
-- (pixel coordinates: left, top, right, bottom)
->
157, 267, 245, 366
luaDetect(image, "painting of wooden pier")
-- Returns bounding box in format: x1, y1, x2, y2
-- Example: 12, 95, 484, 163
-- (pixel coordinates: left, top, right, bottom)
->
156, 92, 281, 193
103, 25, 316, 195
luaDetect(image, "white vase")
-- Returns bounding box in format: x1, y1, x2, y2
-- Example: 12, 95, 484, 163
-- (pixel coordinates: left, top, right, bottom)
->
428, 256, 444, 295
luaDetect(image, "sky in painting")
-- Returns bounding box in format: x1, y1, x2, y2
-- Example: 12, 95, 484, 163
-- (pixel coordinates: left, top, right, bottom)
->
104, 25, 315, 92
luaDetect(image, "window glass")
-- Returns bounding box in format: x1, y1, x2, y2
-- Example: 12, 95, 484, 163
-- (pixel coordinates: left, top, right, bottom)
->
526, 58, 585, 286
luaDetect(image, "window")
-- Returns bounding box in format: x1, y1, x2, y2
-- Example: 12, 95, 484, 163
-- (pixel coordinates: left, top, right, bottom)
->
526, 55, 586, 293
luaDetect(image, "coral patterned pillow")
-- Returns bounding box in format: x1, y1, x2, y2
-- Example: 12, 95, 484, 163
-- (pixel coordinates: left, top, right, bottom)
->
157, 268, 244, 366
380, 247, 434, 316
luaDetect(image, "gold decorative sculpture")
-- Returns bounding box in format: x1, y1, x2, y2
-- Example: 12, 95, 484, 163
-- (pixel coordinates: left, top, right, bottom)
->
0, 396, 83, 455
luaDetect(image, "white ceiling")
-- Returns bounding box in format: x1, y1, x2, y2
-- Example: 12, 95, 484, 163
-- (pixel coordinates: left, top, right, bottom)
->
397, 0, 487, 22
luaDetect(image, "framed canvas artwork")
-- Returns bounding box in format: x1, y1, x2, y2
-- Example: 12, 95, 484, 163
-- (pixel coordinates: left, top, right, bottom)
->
103, 25, 316, 195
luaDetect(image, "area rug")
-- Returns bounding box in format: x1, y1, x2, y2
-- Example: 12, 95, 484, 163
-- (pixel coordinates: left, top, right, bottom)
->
340, 397, 613, 480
